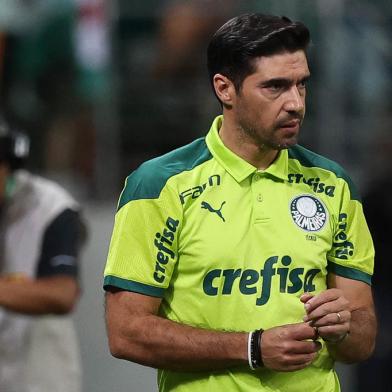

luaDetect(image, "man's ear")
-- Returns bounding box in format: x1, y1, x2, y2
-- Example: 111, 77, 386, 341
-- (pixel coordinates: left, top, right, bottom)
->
213, 74, 235, 107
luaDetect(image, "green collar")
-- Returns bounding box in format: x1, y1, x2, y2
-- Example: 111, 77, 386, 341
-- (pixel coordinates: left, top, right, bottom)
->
206, 115, 288, 183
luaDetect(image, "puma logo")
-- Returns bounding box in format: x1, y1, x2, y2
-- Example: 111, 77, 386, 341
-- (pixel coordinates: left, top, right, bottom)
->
201, 201, 226, 222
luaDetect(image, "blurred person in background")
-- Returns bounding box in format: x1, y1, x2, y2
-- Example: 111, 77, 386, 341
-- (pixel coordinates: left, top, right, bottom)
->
0, 118, 86, 392
104, 13, 376, 392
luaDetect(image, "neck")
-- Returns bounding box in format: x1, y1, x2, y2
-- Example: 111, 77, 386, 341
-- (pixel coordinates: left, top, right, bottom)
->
219, 118, 279, 171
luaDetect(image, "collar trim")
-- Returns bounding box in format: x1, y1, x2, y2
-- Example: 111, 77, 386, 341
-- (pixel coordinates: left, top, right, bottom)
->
206, 116, 288, 183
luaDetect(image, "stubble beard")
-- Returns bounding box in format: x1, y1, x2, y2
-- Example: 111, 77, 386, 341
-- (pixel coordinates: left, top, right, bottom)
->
234, 99, 302, 152
237, 121, 299, 152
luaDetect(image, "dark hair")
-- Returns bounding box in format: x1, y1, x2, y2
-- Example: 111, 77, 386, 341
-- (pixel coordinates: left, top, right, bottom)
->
207, 13, 310, 94
0, 119, 30, 171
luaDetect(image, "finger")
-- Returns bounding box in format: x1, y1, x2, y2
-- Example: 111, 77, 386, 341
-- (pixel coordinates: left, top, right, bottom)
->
264, 352, 318, 372
311, 311, 350, 328
317, 324, 349, 339
304, 300, 348, 321
285, 354, 319, 372
289, 352, 318, 366
279, 361, 314, 372
303, 289, 342, 313
300, 292, 314, 303
288, 340, 322, 354
285, 322, 319, 341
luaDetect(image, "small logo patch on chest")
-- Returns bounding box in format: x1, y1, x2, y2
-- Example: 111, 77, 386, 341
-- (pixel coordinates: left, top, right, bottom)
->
201, 201, 226, 222
290, 194, 327, 232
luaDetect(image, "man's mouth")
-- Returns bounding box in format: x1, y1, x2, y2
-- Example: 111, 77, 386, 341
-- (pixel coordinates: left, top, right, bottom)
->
280, 119, 300, 129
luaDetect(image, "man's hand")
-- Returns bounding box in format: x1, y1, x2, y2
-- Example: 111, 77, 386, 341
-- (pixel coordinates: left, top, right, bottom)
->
261, 322, 321, 372
300, 290, 351, 343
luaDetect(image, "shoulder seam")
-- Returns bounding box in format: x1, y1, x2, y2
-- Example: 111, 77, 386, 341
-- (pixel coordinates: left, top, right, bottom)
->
288, 145, 361, 202
118, 138, 212, 210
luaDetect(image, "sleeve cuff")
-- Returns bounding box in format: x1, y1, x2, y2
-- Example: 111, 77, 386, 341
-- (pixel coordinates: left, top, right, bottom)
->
103, 275, 165, 297
327, 262, 372, 285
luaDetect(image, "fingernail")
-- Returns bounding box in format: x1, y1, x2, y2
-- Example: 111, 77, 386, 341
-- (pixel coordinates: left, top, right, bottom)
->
304, 303, 310, 310
303, 315, 308, 322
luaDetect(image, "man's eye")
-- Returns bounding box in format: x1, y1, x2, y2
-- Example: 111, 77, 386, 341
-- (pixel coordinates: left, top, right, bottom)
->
298, 80, 307, 89
268, 84, 283, 92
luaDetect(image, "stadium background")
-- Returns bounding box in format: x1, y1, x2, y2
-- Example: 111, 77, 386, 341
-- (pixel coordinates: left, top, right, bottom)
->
0, 0, 391, 391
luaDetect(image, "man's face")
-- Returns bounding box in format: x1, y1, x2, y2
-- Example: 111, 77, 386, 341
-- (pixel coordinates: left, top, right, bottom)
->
232, 50, 310, 150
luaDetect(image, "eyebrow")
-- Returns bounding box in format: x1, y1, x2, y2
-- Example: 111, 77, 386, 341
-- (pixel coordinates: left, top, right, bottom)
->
260, 74, 311, 88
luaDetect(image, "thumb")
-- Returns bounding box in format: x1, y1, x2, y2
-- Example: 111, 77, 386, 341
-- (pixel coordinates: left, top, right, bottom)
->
288, 322, 318, 341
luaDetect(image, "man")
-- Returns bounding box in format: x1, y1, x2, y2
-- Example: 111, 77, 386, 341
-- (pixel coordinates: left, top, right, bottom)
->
0, 120, 85, 392
104, 14, 376, 391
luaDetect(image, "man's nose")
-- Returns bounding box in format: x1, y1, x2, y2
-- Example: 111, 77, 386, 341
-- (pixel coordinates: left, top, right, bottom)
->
283, 86, 305, 113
